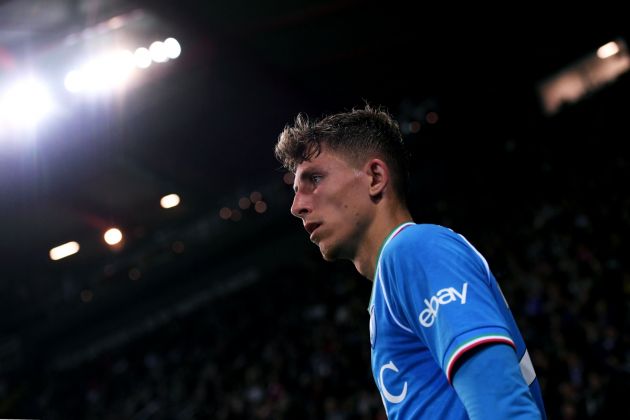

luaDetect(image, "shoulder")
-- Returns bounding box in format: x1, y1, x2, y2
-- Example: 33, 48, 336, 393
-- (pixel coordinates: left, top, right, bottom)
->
383, 223, 460, 258
382, 224, 487, 275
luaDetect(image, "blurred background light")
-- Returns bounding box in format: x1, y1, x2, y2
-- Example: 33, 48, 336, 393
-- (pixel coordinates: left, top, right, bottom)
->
64, 49, 135, 94
254, 201, 267, 214
149, 41, 168, 63
104, 228, 123, 245
64, 70, 85, 93
49, 241, 80, 261
219, 207, 232, 220
160, 193, 181, 209
598, 41, 620, 59
238, 197, 251, 209
163, 37, 181, 59
0, 77, 54, 131
134, 47, 152, 69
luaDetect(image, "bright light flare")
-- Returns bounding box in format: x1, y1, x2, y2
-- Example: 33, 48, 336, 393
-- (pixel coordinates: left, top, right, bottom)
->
160, 193, 180, 209
134, 47, 152, 69
149, 41, 168, 63
105, 49, 135, 82
50, 241, 80, 261
61, 37, 181, 97
64, 70, 84, 93
164, 38, 181, 59
597, 41, 620, 59
0, 77, 54, 130
65, 50, 135, 94
104, 228, 123, 245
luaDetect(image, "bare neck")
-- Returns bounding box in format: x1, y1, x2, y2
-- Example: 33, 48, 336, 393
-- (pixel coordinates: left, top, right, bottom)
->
352, 204, 413, 281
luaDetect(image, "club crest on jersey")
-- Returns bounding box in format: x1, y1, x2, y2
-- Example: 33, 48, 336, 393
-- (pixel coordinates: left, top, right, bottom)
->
369, 304, 376, 348
419, 283, 468, 327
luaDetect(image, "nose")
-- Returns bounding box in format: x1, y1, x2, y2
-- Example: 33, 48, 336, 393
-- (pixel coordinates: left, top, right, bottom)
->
290, 191, 310, 219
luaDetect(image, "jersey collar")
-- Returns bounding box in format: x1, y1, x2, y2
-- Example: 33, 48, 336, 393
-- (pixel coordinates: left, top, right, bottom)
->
368, 221, 415, 309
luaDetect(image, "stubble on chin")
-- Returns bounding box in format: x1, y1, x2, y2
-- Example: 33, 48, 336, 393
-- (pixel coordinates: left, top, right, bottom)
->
318, 237, 348, 262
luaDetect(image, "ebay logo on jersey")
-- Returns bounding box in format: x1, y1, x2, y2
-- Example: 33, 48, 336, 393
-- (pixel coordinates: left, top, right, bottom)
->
419, 283, 468, 327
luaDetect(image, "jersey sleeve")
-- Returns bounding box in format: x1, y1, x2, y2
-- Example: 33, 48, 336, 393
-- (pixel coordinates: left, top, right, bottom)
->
380, 225, 516, 383
452, 344, 542, 419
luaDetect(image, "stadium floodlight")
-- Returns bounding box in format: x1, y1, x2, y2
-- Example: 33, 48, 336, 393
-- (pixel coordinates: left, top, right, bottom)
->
0, 77, 54, 132
160, 193, 181, 209
149, 41, 169, 63
64, 49, 135, 94
101, 49, 135, 86
64, 70, 85, 93
134, 47, 152, 69
49, 241, 80, 261
104, 228, 123, 245
597, 41, 620, 59
164, 38, 181, 59
538, 37, 630, 116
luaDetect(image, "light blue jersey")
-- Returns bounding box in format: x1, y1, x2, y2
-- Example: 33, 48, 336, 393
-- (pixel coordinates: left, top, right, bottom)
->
368, 223, 546, 418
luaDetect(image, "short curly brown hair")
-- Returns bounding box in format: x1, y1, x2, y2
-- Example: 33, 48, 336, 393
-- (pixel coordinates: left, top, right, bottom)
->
275, 105, 409, 203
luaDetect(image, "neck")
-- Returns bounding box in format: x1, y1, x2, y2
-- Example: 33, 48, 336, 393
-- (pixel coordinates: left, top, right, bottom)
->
352, 204, 413, 281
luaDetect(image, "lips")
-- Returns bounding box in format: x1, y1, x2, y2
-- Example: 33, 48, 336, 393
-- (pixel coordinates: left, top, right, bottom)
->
304, 222, 322, 236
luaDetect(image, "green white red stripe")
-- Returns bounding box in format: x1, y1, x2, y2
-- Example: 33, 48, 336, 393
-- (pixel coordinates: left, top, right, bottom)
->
445, 335, 515, 383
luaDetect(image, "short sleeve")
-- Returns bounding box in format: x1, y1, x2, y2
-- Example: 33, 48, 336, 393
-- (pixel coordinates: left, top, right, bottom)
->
380, 225, 516, 383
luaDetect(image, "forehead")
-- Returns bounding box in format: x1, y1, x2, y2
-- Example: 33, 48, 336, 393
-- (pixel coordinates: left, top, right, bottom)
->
292, 149, 357, 192
294, 148, 352, 176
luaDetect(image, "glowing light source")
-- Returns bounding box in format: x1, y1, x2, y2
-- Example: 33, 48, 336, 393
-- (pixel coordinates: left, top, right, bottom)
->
164, 38, 181, 59
425, 111, 439, 124
538, 37, 630, 116
597, 41, 620, 59
160, 193, 180, 209
64, 70, 84, 93
255, 201, 267, 214
238, 197, 251, 209
65, 50, 135, 94
0, 77, 54, 130
219, 207, 232, 220
49, 241, 80, 261
63, 37, 181, 96
282, 173, 295, 185
104, 228, 123, 245
149, 41, 168, 63
134, 47, 152, 69
103, 49, 135, 84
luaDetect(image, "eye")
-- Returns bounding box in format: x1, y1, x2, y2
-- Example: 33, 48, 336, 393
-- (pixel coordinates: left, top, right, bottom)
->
311, 174, 323, 185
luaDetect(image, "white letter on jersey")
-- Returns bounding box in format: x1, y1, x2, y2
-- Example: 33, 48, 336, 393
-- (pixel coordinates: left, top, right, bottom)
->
451, 282, 468, 303
419, 283, 469, 327
379, 361, 408, 404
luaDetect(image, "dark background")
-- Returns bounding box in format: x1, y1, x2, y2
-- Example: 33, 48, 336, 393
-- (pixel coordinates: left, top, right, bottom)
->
0, 1, 628, 418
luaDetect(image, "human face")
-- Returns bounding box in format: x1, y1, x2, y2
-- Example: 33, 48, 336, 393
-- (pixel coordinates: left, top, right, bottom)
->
290, 147, 373, 261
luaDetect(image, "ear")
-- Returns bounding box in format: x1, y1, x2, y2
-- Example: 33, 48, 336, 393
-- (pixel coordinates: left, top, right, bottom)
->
365, 158, 389, 199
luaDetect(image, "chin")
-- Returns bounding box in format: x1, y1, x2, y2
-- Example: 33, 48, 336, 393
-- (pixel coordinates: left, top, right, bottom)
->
318, 245, 335, 261
320, 253, 335, 262
318, 240, 343, 262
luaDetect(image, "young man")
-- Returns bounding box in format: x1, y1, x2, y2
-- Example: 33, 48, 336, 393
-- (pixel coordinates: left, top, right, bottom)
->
274, 106, 546, 419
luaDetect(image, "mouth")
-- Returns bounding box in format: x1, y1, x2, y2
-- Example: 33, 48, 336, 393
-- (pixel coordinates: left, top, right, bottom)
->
304, 222, 322, 239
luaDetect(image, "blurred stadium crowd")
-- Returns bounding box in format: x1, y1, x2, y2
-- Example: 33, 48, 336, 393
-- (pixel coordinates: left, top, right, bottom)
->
1, 99, 629, 420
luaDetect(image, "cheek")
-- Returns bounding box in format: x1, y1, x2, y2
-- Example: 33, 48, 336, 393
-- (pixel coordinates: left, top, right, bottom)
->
320, 176, 368, 221
337, 194, 369, 228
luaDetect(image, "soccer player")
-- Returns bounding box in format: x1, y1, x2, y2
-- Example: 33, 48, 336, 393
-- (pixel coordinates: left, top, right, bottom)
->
274, 105, 547, 419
